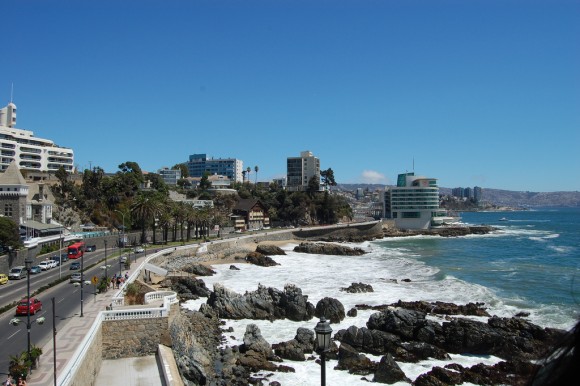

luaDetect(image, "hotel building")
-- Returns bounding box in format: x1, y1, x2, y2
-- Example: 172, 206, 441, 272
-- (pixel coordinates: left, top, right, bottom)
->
286, 150, 320, 192
383, 172, 445, 229
0, 102, 74, 173
187, 154, 243, 183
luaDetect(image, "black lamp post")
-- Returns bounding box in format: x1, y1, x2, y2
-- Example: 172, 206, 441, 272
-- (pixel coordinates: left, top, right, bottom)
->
24, 254, 33, 374
80, 249, 84, 317
104, 239, 108, 280
314, 316, 332, 386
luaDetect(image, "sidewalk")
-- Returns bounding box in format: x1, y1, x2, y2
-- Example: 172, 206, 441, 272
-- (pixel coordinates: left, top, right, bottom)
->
27, 252, 165, 386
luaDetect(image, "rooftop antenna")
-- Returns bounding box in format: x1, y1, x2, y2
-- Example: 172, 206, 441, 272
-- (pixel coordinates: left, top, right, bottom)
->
10, 82, 14, 103
413, 157, 415, 172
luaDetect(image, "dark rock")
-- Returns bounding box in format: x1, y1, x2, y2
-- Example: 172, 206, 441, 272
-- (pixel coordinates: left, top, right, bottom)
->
245, 251, 280, 267
256, 244, 286, 255
293, 242, 366, 256
373, 353, 410, 384
207, 283, 315, 321
401, 279, 412, 282
398, 342, 450, 362
183, 263, 216, 276
341, 282, 374, 293
240, 324, 273, 358
335, 343, 377, 375
367, 309, 433, 341
229, 265, 240, 270
272, 327, 314, 362
170, 277, 211, 300
389, 299, 490, 317
315, 297, 346, 323
334, 325, 401, 356
515, 311, 530, 318
347, 308, 358, 317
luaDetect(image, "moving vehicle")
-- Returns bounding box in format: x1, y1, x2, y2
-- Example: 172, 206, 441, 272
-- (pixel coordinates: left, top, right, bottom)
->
38, 261, 53, 271
0, 273, 8, 284
70, 262, 81, 270
61, 253, 69, 263
15, 297, 42, 315
67, 242, 85, 259
134, 246, 145, 253
30, 266, 42, 274
8, 266, 27, 280
69, 272, 83, 283
85, 245, 97, 252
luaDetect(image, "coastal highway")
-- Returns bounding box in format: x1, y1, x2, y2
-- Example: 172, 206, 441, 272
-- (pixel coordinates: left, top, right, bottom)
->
0, 248, 121, 375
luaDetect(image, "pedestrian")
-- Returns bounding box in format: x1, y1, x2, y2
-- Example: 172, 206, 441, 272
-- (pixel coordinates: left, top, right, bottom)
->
4, 375, 13, 386
116, 276, 121, 289
124, 272, 129, 280
17, 376, 25, 386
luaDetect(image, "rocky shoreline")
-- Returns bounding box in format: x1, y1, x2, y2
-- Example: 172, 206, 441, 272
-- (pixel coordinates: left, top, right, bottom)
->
160, 238, 562, 385
383, 226, 496, 238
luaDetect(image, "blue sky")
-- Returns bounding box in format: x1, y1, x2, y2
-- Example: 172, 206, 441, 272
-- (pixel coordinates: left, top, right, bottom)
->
3, 0, 579, 192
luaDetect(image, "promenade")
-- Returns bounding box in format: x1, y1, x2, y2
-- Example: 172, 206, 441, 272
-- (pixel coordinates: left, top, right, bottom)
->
26, 252, 166, 386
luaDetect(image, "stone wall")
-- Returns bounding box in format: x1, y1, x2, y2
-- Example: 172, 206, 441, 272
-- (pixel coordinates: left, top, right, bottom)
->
102, 317, 169, 359
69, 324, 103, 386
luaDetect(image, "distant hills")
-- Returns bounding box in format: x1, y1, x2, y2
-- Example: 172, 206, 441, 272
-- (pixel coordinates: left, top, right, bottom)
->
336, 184, 580, 207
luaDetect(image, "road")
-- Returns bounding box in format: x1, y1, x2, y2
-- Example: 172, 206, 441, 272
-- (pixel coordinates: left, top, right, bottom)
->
0, 247, 129, 375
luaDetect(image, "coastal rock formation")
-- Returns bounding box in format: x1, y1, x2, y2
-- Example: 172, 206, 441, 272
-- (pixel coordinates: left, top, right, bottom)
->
183, 263, 216, 276
272, 327, 315, 361
170, 306, 222, 385
293, 242, 366, 256
341, 282, 374, 293
373, 354, 410, 384
366, 309, 565, 361
389, 299, 491, 317
314, 297, 346, 323
245, 251, 280, 267
167, 277, 211, 300
383, 226, 496, 238
256, 244, 287, 255
207, 283, 315, 321
335, 343, 377, 375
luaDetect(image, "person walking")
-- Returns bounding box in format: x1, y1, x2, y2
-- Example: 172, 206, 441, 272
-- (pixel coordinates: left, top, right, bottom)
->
4, 375, 13, 386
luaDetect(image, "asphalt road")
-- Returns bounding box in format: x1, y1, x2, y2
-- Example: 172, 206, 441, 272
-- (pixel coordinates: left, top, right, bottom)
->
0, 248, 127, 375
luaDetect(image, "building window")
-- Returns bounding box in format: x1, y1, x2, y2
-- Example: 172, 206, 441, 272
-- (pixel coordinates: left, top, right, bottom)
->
4, 203, 13, 217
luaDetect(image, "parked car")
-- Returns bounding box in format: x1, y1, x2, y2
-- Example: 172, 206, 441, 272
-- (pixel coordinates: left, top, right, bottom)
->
70, 262, 81, 270
134, 246, 145, 253
69, 272, 83, 283
61, 253, 69, 263
8, 266, 27, 280
29, 266, 42, 274
0, 273, 8, 285
85, 245, 97, 252
38, 261, 53, 271
120, 255, 127, 263
15, 297, 43, 315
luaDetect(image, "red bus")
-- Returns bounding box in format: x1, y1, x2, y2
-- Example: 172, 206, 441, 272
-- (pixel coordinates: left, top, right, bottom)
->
67, 242, 85, 259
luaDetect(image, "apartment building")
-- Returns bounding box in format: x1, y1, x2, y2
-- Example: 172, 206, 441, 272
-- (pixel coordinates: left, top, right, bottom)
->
286, 150, 320, 192
0, 102, 74, 173
187, 153, 243, 183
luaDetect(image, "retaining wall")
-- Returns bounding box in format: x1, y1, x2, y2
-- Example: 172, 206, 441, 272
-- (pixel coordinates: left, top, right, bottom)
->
102, 317, 169, 359
68, 324, 103, 386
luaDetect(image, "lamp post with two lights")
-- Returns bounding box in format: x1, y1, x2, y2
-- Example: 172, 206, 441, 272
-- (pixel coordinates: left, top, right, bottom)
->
314, 317, 333, 386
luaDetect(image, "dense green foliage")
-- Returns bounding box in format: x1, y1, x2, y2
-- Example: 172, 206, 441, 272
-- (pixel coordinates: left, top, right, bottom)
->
51, 162, 352, 239
0, 217, 21, 251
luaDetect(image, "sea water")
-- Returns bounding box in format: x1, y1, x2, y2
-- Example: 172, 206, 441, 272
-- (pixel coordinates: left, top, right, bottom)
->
183, 207, 580, 385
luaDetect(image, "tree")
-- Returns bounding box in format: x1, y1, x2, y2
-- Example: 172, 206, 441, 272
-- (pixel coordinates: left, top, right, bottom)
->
242, 170, 247, 183
254, 165, 259, 184
0, 217, 21, 250
307, 175, 320, 197
320, 168, 337, 190
246, 166, 251, 183
131, 192, 163, 243
172, 163, 190, 178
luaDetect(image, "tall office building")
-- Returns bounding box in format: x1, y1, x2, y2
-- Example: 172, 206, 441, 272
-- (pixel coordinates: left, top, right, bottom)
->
383, 172, 445, 230
286, 150, 320, 191
0, 102, 74, 172
157, 167, 181, 186
187, 154, 243, 183
473, 186, 483, 202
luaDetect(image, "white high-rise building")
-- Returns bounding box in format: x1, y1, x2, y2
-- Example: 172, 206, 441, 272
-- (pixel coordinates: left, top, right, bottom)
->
286, 150, 320, 191
0, 102, 74, 173
383, 172, 445, 230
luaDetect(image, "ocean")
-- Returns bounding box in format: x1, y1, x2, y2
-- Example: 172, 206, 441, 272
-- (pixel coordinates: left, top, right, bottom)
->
184, 207, 580, 385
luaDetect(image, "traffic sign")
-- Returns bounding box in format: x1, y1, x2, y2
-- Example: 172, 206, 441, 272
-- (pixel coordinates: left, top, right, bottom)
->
91, 276, 98, 285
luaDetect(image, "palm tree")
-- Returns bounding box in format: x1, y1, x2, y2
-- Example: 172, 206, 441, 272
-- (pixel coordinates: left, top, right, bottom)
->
254, 165, 259, 184
130, 193, 162, 244
246, 166, 251, 184
242, 170, 247, 183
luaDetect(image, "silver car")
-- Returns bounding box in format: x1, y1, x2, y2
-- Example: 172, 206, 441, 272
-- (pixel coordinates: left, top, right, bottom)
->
8, 266, 27, 280
70, 272, 83, 283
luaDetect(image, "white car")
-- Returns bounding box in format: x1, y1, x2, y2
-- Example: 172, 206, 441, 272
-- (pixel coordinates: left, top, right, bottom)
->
38, 261, 53, 271
134, 247, 144, 253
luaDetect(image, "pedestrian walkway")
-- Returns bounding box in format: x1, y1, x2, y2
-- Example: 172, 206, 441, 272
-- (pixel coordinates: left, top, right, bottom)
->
26, 252, 167, 386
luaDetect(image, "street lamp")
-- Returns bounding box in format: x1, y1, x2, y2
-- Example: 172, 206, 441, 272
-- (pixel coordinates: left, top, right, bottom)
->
314, 317, 333, 386
80, 250, 85, 317
104, 239, 108, 280
115, 210, 125, 249
24, 254, 33, 373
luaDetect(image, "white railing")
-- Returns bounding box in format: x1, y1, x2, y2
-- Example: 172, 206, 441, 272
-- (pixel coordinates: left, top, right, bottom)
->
56, 248, 181, 386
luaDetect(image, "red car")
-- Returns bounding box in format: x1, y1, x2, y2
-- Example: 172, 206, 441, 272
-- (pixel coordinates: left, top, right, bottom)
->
15, 298, 43, 316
